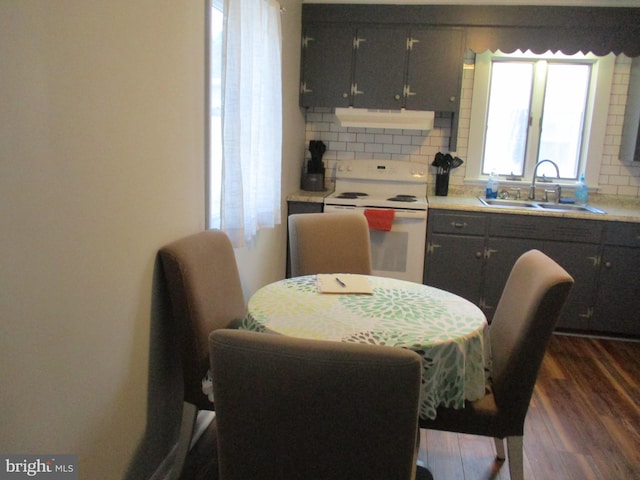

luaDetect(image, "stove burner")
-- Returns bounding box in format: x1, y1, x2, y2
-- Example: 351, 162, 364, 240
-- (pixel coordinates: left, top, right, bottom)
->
336, 192, 369, 199
387, 195, 417, 202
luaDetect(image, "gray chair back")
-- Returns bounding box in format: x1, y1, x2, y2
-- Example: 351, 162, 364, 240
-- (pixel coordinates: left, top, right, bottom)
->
210, 329, 422, 480
288, 212, 372, 277
159, 229, 246, 409
490, 248, 574, 423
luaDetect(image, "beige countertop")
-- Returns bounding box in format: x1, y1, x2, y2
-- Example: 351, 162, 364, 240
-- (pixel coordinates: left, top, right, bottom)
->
287, 189, 333, 203
286, 189, 640, 223
427, 195, 640, 223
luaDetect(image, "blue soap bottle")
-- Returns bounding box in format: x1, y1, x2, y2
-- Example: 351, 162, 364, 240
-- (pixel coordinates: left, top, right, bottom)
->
575, 173, 589, 205
486, 171, 499, 199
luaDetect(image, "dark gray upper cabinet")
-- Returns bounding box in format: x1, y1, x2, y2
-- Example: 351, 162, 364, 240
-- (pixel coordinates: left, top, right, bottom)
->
300, 22, 465, 113
351, 26, 407, 109
300, 25, 353, 108
405, 28, 464, 112
620, 57, 640, 163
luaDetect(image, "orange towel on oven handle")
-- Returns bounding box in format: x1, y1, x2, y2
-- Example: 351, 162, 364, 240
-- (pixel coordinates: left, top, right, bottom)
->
364, 209, 395, 232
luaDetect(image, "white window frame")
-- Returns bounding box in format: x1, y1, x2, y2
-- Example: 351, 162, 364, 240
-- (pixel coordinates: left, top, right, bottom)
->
466, 50, 615, 189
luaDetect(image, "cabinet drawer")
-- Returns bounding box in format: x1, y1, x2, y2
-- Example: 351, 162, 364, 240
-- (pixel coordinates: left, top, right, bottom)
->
489, 214, 546, 239
547, 218, 603, 243
489, 214, 603, 243
428, 211, 486, 235
604, 222, 640, 247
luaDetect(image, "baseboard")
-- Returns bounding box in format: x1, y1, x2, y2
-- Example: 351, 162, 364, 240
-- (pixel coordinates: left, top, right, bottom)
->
148, 411, 215, 480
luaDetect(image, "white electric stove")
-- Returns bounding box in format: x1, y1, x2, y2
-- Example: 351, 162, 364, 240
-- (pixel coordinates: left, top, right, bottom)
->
323, 160, 429, 283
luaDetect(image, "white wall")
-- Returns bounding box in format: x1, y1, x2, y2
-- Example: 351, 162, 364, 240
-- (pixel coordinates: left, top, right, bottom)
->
0, 2, 196, 478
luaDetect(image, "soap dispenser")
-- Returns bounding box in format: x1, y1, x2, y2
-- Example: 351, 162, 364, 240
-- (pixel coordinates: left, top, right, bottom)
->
486, 171, 499, 199
575, 173, 589, 205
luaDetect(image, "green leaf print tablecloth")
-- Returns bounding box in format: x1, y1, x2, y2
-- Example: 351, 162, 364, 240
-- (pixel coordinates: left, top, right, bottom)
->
241, 275, 490, 420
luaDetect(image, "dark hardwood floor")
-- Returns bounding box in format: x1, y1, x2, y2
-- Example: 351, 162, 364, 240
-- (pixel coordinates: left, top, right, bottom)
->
180, 334, 640, 480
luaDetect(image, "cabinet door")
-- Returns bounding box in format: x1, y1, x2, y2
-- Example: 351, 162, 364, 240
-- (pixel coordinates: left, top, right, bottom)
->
483, 238, 544, 322
286, 202, 324, 278
405, 28, 465, 112
300, 25, 353, 108
424, 233, 485, 305
544, 241, 600, 331
594, 245, 640, 336
352, 26, 407, 109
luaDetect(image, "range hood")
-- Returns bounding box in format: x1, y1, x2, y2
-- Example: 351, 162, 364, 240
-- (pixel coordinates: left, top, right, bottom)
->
334, 107, 435, 131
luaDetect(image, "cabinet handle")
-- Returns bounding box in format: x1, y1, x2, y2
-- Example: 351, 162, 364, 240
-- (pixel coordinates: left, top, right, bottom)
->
342, 93, 349, 98
351, 83, 364, 96
484, 248, 498, 259
479, 298, 494, 311
354, 37, 366, 49
427, 243, 441, 255
406, 37, 420, 51
404, 85, 417, 97
450, 221, 467, 228
475, 251, 482, 259
302, 36, 314, 48
300, 82, 312, 94
604, 261, 612, 268
587, 255, 600, 267
449, 96, 456, 103
394, 94, 401, 101
578, 307, 593, 319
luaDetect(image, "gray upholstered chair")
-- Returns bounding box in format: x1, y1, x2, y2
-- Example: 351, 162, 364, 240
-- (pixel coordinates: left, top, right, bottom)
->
209, 329, 422, 480
159, 229, 246, 480
419, 249, 574, 480
288, 212, 372, 277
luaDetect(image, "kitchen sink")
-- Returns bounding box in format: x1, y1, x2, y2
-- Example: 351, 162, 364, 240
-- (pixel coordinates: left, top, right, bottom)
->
477, 197, 606, 214
537, 203, 606, 214
479, 199, 539, 209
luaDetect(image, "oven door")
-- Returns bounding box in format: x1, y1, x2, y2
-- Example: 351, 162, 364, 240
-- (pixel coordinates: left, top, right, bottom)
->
323, 205, 427, 284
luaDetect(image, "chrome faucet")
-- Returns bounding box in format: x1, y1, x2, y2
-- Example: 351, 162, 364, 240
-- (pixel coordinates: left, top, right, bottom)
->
528, 159, 561, 202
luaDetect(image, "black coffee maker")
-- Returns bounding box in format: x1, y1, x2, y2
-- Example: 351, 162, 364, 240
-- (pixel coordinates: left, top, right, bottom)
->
301, 140, 326, 191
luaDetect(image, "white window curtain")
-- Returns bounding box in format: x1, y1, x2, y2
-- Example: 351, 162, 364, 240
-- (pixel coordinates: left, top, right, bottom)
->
221, 0, 283, 247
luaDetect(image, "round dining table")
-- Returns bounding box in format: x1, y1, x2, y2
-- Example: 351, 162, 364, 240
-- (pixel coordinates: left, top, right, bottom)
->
240, 274, 490, 421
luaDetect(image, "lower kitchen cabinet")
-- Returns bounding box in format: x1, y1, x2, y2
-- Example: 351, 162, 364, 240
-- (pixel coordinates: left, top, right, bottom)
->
425, 233, 485, 304
592, 222, 640, 335
424, 211, 486, 304
286, 200, 324, 278
425, 209, 639, 337
481, 237, 544, 320
543, 241, 601, 331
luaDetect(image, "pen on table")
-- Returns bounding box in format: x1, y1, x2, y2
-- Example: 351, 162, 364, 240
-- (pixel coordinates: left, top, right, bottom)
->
335, 277, 346, 288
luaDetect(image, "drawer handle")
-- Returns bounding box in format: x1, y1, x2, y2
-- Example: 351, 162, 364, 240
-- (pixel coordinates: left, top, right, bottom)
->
451, 221, 468, 229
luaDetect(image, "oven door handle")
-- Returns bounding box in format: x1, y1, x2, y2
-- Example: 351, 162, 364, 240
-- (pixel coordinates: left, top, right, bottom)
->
388, 210, 427, 220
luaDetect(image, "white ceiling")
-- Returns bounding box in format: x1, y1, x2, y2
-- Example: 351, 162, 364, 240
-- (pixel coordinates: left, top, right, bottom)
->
302, 0, 640, 6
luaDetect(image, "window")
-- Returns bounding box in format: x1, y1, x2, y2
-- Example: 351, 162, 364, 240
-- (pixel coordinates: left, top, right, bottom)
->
467, 50, 615, 186
206, 0, 283, 247
207, 0, 224, 230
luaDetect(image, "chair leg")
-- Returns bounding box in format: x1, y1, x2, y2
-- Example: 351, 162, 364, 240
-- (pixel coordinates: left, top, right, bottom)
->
169, 401, 198, 480
494, 437, 506, 460
506, 436, 524, 480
